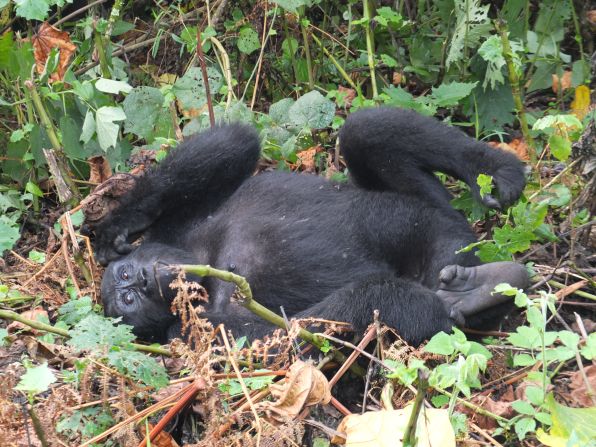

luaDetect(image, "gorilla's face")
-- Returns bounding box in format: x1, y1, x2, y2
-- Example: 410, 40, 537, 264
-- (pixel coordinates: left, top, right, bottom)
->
100, 243, 198, 341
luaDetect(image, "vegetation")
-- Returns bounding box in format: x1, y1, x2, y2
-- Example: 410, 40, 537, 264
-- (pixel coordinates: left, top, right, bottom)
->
0, 0, 594, 445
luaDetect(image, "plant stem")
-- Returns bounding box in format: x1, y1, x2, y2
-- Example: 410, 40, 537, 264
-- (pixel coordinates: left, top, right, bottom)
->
27, 406, 48, 447
24, 80, 80, 206
403, 369, 429, 446
495, 19, 535, 163
104, 0, 124, 39
196, 23, 215, 128
548, 280, 596, 301
362, 0, 378, 98
93, 27, 111, 78
0, 309, 171, 356
311, 33, 361, 95
181, 264, 365, 376
299, 16, 315, 90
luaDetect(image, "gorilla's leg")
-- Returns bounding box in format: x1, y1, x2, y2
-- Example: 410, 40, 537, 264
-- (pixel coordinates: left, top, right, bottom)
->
296, 275, 457, 346
93, 125, 260, 265
340, 107, 526, 209
436, 262, 529, 325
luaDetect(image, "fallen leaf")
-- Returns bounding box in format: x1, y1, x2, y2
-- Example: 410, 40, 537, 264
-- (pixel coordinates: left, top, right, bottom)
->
259, 360, 331, 424
332, 406, 455, 447
88, 156, 112, 185
570, 85, 592, 120
338, 85, 356, 108
587, 10, 596, 27
31, 22, 76, 82
551, 71, 572, 94
488, 138, 529, 161
458, 389, 515, 430
567, 364, 596, 407
392, 72, 404, 85
297, 146, 322, 172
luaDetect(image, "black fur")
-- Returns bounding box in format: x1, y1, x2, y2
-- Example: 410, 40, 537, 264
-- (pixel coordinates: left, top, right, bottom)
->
94, 108, 528, 345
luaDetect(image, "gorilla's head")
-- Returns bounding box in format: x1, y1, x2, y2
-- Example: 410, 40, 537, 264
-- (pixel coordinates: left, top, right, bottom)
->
100, 243, 198, 341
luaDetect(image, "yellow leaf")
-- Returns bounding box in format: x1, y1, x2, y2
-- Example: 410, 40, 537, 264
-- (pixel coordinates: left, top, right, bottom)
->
332, 406, 455, 447
570, 85, 591, 120
536, 428, 569, 447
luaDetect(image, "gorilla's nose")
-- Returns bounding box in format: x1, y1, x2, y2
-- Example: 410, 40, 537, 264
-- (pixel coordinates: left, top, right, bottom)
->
138, 267, 149, 292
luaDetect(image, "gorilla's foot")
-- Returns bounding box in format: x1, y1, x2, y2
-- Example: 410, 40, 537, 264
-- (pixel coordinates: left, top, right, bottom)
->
436, 262, 529, 324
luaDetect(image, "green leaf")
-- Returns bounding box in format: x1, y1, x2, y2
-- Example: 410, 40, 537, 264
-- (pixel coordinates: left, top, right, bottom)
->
269, 98, 295, 124
508, 326, 541, 349
288, 91, 335, 129
380, 54, 398, 68
446, 0, 490, 68
558, 330, 580, 349
28, 249, 46, 264
548, 134, 571, 161
0, 219, 20, 254
430, 81, 478, 107
514, 416, 536, 440
538, 394, 596, 446
107, 349, 169, 388
580, 333, 596, 360
423, 331, 455, 355
57, 296, 94, 326
477, 35, 505, 89
374, 7, 403, 28
0, 328, 9, 346
269, 0, 312, 14
95, 106, 126, 151
173, 67, 223, 111
513, 353, 537, 367
123, 86, 164, 139
237, 27, 261, 55
476, 174, 493, 198
512, 400, 536, 416
525, 386, 545, 406
68, 314, 135, 350
95, 78, 133, 94
80, 110, 96, 144
14, 0, 50, 21
25, 181, 43, 198
14, 363, 57, 394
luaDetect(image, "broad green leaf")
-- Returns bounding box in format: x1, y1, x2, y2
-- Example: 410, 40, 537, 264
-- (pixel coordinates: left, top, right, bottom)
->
288, 91, 335, 129
515, 417, 536, 440
476, 174, 493, 198
508, 326, 541, 349
107, 349, 169, 388
123, 86, 164, 139
375, 7, 402, 28
95, 78, 133, 94
537, 394, 596, 446
446, 0, 490, 68
430, 81, 478, 107
237, 27, 261, 55
269, 98, 295, 124
0, 30, 13, 70
558, 330, 580, 349
57, 296, 94, 326
548, 134, 571, 161
580, 333, 596, 360
95, 106, 126, 151
513, 353, 538, 367
269, 0, 313, 13
173, 67, 223, 111
68, 314, 135, 350
28, 249, 45, 264
380, 54, 398, 68
14, 0, 50, 21
14, 363, 57, 394
0, 219, 20, 254
424, 331, 455, 355
512, 400, 536, 415
80, 110, 96, 144
478, 35, 505, 89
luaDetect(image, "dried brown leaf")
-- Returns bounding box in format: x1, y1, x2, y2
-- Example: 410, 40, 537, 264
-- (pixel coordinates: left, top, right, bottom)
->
567, 364, 596, 408
31, 22, 76, 82
259, 360, 331, 424
552, 71, 572, 94
88, 156, 112, 185
7, 308, 49, 335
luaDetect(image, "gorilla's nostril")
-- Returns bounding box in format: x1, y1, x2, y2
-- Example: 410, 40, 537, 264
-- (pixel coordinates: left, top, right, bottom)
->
139, 268, 149, 288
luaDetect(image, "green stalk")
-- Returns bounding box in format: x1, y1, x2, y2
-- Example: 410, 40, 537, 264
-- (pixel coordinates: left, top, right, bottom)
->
362, 0, 378, 98
282, 16, 299, 87
104, 0, 125, 39
311, 33, 362, 96
181, 264, 365, 376
93, 28, 111, 79
299, 15, 315, 90
495, 19, 535, 163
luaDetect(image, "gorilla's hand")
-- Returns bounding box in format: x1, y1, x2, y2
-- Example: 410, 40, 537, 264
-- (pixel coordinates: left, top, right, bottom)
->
475, 162, 526, 210
94, 211, 154, 265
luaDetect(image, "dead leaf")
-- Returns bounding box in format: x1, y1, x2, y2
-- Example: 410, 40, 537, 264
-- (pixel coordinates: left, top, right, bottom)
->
88, 156, 112, 185
458, 390, 515, 430
7, 308, 49, 335
488, 138, 529, 161
392, 72, 404, 85
31, 22, 76, 82
259, 360, 331, 424
587, 10, 596, 27
552, 71, 572, 94
22, 335, 74, 364
567, 364, 596, 407
332, 406, 455, 447
138, 423, 180, 447
297, 146, 322, 172
338, 85, 356, 108
571, 85, 592, 120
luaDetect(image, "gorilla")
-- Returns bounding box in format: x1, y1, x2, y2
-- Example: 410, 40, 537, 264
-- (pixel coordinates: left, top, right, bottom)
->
92, 107, 530, 345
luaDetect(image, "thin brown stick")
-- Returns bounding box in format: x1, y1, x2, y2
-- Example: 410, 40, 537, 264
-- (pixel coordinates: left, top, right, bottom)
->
329, 326, 376, 388
196, 23, 215, 127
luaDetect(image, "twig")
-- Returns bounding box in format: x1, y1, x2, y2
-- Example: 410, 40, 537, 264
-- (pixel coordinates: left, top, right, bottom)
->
249, 0, 268, 110
469, 421, 504, 447
22, 250, 61, 286
196, 22, 215, 127
138, 377, 207, 447
329, 325, 376, 387
573, 313, 596, 405
219, 325, 262, 443
528, 159, 582, 200
549, 279, 595, 301
362, 0, 378, 98
53, 0, 108, 27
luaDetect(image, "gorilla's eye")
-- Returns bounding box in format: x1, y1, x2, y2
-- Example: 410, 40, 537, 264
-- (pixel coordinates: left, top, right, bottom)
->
123, 291, 135, 305
228, 263, 236, 272
121, 270, 129, 280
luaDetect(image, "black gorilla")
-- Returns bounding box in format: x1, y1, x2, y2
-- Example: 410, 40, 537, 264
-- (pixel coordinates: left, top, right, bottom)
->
93, 107, 529, 345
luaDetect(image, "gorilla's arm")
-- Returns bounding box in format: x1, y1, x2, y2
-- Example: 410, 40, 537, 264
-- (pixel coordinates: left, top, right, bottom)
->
93, 125, 260, 265
340, 108, 526, 209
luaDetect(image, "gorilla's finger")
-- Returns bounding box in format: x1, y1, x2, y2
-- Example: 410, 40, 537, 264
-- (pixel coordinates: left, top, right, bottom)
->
481, 194, 501, 209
